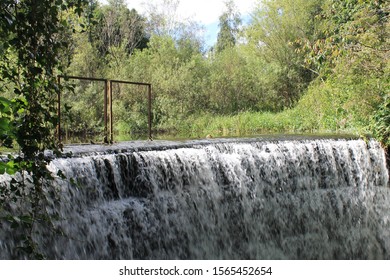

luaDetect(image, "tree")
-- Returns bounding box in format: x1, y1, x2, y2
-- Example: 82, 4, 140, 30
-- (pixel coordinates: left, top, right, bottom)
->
0, 0, 88, 258
125, 35, 209, 128
298, 0, 389, 133
145, 0, 181, 37
215, 0, 242, 53
244, 0, 321, 109
91, 0, 149, 64
302, 0, 389, 74
209, 47, 260, 114
145, 0, 205, 50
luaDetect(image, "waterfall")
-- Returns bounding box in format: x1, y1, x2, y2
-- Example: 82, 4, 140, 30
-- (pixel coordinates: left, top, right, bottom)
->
0, 138, 389, 259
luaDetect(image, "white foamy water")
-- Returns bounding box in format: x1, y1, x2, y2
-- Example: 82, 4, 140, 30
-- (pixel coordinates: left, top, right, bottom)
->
0, 138, 389, 259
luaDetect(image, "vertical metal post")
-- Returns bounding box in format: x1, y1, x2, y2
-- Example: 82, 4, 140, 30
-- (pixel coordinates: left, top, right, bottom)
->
109, 80, 113, 143
104, 80, 108, 142
55, 76, 151, 144
148, 84, 152, 140
57, 76, 61, 143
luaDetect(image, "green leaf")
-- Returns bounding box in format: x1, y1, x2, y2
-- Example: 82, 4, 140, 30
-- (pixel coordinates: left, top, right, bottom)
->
0, 97, 12, 114
0, 162, 6, 174
5, 161, 18, 175
0, 96, 12, 106
0, 117, 10, 131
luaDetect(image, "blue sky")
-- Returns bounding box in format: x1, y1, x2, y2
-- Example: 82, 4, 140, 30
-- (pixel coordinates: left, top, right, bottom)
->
204, 14, 252, 48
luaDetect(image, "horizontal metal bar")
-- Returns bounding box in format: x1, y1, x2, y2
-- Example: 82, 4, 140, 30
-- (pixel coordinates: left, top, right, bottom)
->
110, 80, 151, 86
58, 75, 107, 82
57, 75, 153, 143
58, 76, 151, 86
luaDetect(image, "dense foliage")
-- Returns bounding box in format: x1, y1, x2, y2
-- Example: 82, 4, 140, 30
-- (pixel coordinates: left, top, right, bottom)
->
0, 0, 88, 258
1, 0, 388, 141
54, 0, 388, 146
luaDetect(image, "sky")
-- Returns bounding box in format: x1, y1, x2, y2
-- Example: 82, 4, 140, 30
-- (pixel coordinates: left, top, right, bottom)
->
123, 0, 257, 25
101, 0, 259, 47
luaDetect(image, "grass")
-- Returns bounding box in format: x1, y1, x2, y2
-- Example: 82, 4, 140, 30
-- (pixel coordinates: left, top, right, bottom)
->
162, 106, 365, 140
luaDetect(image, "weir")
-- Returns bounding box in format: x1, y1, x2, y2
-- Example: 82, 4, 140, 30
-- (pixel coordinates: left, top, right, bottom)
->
0, 137, 389, 259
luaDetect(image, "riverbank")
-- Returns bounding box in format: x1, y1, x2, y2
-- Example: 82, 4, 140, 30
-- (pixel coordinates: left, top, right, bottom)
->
152, 109, 365, 140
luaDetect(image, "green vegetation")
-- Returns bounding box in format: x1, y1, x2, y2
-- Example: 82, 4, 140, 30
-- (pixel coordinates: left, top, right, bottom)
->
2, 0, 388, 144
1, 0, 388, 144
50, 0, 388, 147
1, 0, 88, 258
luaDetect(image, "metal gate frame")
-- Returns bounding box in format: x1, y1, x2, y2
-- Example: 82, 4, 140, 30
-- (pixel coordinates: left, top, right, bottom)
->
57, 75, 152, 143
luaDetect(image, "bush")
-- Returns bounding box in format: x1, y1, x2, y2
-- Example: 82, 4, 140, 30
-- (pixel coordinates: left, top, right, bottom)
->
372, 94, 390, 147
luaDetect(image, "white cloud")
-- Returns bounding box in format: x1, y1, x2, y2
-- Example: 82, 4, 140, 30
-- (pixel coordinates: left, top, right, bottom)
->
123, 0, 257, 25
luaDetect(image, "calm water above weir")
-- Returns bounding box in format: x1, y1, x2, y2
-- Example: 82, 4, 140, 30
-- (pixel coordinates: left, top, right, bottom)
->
1, 137, 389, 259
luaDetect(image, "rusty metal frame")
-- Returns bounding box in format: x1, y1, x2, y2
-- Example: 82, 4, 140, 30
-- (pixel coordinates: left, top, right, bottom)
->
110, 80, 153, 141
57, 75, 152, 143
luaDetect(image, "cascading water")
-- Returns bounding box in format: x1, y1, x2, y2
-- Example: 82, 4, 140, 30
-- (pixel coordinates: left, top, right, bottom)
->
0, 138, 389, 259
